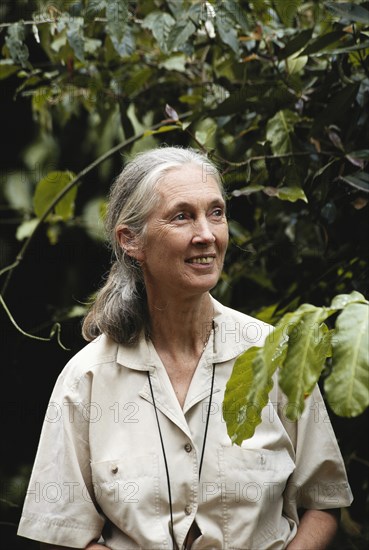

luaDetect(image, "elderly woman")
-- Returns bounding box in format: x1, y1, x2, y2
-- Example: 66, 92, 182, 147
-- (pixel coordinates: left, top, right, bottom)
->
18, 146, 352, 549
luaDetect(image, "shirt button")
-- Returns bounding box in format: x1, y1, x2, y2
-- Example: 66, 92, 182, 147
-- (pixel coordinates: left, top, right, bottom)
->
184, 505, 192, 515
184, 443, 192, 453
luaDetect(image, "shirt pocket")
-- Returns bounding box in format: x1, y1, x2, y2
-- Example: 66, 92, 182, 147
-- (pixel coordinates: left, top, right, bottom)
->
218, 446, 295, 549
91, 453, 169, 549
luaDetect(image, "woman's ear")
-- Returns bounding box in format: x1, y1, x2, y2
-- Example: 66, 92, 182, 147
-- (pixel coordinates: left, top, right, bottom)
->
116, 225, 144, 262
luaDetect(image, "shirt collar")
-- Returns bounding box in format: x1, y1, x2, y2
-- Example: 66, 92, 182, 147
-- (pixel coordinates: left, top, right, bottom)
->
116, 295, 271, 370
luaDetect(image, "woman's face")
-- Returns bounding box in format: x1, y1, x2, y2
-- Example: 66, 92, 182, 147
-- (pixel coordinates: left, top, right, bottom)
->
137, 163, 229, 301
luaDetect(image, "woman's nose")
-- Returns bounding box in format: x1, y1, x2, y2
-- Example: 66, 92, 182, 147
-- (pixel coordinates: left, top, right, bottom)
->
192, 217, 216, 244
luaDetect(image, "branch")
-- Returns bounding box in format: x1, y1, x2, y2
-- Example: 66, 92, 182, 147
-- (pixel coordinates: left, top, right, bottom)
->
0, 17, 108, 29
213, 150, 337, 169
0, 112, 192, 298
0, 293, 69, 349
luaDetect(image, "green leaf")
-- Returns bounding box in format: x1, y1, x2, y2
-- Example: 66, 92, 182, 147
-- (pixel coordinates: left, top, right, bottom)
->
143, 125, 180, 136
106, 0, 129, 44
346, 150, 369, 160
278, 29, 313, 60
3, 171, 33, 212
86, 0, 107, 19
266, 110, 299, 155
66, 305, 88, 318
300, 30, 346, 56
273, 0, 303, 26
330, 291, 368, 310
16, 218, 39, 241
338, 171, 369, 193
5, 22, 30, 69
159, 54, 187, 72
166, 20, 196, 52
286, 54, 308, 75
327, 40, 369, 55
142, 12, 176, 53
111, 26, 135, 57
215, 9, 239, 54
84, 38, 103, 55
66, 17, 85, 61
220, 0, 249, 33
82, 197, 107, 241
194, 120, 217, 146
223, 319, 290, 445
279, 309, 332, 420
228, 220, 251, 243
167, 0, 185, 18
0, 59, 20, 80
33, 171, 77, 221
232, 185, 264, 197
264, 186, 308, 203
325, 303, 369, 417
223, 346, 271, 444
325, 2, 369, 24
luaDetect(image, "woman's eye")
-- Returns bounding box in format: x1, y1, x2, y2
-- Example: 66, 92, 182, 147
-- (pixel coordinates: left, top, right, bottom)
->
174, 213, 187, 221
212, 208, 224, 217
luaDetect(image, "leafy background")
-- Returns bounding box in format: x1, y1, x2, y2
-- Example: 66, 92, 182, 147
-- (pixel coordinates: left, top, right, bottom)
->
0, 0, 368, 547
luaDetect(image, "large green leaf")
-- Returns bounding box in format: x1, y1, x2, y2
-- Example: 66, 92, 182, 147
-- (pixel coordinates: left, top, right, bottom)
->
223, 346, 257, 443
33, 171, 77, 221
224, 292, 369, 445
223, 319, 290, 445
266, 110, 299, 155
330, 291, 368, 310
279, 308, 332, 420
223, 346, 270, 444
325, 303, 369, 417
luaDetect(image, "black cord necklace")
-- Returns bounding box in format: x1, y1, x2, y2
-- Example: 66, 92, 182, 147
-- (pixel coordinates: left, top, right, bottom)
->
147, 320, 216, 550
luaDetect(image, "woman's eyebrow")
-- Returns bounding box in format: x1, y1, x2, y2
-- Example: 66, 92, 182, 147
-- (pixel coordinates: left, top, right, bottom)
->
166, 197, 225, 214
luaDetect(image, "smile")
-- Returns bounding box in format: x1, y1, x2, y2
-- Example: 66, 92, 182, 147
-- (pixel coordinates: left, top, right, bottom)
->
186, 256, 214, 264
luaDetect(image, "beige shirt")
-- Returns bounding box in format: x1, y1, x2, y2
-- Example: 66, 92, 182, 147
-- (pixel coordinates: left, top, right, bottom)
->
18, 298, 353, 549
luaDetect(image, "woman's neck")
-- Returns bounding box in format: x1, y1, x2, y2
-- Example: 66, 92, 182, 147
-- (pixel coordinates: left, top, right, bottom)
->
147, 292, 214, 358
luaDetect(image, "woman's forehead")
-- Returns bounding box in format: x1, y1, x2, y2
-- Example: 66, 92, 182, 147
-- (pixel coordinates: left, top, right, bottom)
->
156, 164, 222, 199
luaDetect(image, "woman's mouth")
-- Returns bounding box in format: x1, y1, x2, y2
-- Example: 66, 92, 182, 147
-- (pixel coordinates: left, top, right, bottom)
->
186, 256, 214, 264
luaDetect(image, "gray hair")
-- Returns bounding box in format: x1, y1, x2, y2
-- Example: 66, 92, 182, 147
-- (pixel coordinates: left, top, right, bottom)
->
82, 145, 224, 344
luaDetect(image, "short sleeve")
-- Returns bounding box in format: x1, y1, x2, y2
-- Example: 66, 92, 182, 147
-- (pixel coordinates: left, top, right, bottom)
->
281, 384, 353, 518
17, 366, 105, 547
